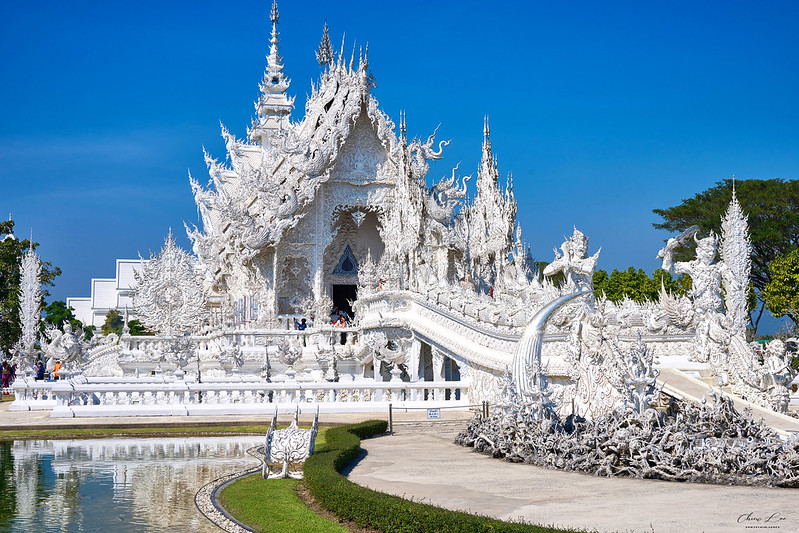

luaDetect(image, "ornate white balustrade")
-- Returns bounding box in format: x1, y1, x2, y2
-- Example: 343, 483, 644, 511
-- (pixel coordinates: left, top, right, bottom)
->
9, 378, 58, 411
43, 377, 470, 418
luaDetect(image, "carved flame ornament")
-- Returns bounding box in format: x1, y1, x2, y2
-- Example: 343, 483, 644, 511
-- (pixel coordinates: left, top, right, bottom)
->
133, 231, 207, 336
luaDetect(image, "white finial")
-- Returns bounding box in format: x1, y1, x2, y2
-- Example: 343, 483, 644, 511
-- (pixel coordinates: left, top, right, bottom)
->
270, 0, 279, 24
316, 22, 334, 68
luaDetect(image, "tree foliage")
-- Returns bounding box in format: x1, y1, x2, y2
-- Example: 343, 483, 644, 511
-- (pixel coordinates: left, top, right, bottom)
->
100, 309, 124, 336
42, 300, 82, 333
653, 178, 799, 332
99, 309, 151, 337
127, 320, 151, 336
762, 248, 799, 325
593, 268, 690, 303
0, 219, 61, 358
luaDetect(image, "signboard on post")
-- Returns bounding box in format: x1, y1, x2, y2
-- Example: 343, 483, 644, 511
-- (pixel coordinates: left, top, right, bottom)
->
427, 408, 441, 419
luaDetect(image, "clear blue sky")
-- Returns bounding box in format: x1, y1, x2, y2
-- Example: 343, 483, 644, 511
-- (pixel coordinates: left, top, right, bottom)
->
2, 1, 798, 329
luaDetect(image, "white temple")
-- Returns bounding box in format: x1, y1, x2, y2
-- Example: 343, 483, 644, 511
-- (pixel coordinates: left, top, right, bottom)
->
22, 2, 795, 419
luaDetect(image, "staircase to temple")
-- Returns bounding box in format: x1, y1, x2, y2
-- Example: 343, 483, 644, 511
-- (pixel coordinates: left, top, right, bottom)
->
658, 367, 799, 436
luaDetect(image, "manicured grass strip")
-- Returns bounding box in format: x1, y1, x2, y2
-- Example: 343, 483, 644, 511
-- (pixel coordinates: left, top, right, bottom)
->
219, 475, 347, 533
305, 420, 579, 533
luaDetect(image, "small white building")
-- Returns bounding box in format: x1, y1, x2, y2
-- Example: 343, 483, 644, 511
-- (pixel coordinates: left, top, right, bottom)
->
67, 259, 146, 328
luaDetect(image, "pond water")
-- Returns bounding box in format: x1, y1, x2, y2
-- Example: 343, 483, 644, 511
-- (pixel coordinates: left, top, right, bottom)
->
0, 435, 264, 532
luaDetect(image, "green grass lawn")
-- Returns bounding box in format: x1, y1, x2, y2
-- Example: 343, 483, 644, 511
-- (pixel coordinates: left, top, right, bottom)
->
218, 428, 346, 533
219, 475, 347, 533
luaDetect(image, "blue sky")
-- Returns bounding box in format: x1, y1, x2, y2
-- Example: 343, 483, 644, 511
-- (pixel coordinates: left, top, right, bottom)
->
2, 1, 798, 329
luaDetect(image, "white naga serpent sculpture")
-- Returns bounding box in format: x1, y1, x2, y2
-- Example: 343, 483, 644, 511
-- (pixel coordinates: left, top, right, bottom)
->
511, 289, 590, 398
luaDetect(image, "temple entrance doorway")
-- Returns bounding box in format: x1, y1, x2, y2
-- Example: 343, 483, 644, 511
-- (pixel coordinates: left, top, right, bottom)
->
332, 284, 357, 320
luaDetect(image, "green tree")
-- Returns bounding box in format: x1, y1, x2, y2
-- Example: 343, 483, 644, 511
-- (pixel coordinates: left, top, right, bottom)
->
653, 178, 799, 333
99, 310, 151, 337
100, 309, 124, 336
42, 300, 83, 332
593, 267, 689, 303
762, 248, 799, 326
127, 320, 152, 336
0, 219, 61, 358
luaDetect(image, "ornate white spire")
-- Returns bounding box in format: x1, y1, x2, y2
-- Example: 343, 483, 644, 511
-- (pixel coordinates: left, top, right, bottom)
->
18, 237, 42, 364
316, 22, 334, 68
478, 116, 498, 189
483, 115, 491, 153
720, 182, 752, 334
250, 0, 295, 144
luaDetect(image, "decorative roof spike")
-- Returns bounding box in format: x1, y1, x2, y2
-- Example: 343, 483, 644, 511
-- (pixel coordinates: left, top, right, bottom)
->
399, 110, 406, 140
480, 115, 493, 170
266, 1, 284, 80
316, 22, 334, 68
339, 33, 346, 66
270, 0, 279, 23
250, 0, 295, 144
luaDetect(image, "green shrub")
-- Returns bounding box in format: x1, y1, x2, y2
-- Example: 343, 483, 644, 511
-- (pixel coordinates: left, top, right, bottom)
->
304, 420, 572, 533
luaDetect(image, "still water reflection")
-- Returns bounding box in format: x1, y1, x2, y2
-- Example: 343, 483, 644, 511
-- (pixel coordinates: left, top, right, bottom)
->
0, 435, 263, 532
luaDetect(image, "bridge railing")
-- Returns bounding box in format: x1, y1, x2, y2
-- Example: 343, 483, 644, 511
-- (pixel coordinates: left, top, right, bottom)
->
44, 378, 471, 417
9, 378, 57, 411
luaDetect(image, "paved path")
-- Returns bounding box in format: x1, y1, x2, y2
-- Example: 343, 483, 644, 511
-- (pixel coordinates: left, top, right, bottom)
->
348, 421, 799, 533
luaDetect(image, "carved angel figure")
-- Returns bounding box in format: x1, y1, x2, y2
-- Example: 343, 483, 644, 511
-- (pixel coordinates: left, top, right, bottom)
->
658, 228, 729, 315
658, 229, 731, 363
543, 228, 600, 292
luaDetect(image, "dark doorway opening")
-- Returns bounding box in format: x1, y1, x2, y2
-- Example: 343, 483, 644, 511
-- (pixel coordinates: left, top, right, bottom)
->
332, 284, 357, 319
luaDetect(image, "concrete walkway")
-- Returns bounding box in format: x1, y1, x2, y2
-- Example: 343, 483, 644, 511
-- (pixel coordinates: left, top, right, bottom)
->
348, 421, 799, 533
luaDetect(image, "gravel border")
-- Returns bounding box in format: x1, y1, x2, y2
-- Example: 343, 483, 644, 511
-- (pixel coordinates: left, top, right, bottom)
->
195, 445, 265, 532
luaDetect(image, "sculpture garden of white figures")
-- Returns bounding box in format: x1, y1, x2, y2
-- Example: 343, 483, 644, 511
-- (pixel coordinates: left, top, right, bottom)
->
456, 188, 798, 487
263, 407, 319, 479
